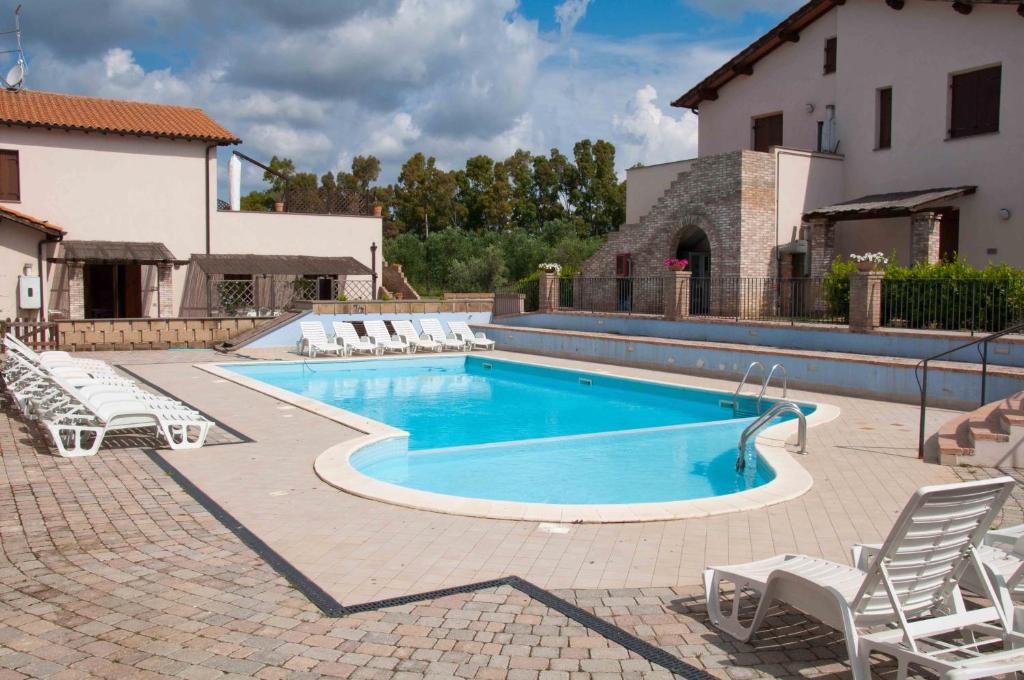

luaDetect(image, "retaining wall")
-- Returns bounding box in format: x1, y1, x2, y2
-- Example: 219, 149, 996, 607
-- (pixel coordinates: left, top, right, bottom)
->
57, 317, 266, 351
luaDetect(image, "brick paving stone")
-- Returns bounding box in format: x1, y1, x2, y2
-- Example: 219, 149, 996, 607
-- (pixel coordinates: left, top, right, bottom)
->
5, 352, 1018, 679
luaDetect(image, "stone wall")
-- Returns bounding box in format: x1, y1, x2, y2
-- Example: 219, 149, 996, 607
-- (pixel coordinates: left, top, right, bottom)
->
580, 150, 777, 280
57, 317, 266, 351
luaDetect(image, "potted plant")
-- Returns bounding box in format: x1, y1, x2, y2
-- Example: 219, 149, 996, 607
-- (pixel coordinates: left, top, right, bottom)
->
663, 257, 689, 271
849, 252, 888, 272
537, 263, 562, 275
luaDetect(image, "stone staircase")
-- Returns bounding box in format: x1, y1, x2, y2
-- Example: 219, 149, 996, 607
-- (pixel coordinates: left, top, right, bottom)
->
938, 391, 1024, 467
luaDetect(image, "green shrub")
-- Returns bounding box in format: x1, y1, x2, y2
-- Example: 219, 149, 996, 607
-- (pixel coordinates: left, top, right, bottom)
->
822, 257, 857, 319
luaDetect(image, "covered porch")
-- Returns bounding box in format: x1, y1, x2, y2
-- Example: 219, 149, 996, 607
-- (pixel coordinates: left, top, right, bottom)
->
800, 186, 976, 277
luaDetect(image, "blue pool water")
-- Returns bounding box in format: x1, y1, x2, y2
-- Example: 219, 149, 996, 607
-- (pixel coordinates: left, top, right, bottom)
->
226, 356, 812, 504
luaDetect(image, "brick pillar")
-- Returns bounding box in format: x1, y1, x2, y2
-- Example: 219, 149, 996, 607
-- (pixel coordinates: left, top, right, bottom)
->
538, 271, 559, 313
663, 270, 692, 320
157, 263, 174, 318
68, 262, 85, 319
808, 218, 836, 279
911, 211, 941, 264
848, 270, 884, 332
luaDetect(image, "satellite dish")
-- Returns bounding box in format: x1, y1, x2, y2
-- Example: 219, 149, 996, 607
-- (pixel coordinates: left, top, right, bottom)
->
2, 60, 23, 91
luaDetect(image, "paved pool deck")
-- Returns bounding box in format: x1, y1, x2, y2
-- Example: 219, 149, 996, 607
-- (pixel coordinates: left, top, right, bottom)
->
75, 348, 995, 605
3, 347, 1022, 680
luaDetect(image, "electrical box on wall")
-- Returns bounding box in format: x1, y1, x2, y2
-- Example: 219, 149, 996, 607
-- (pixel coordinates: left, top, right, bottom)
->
18, 275, 41, 310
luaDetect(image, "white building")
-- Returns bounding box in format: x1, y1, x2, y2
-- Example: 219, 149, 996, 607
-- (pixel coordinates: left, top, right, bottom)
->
0, 90, 382, 321
589, 0, 1021, 284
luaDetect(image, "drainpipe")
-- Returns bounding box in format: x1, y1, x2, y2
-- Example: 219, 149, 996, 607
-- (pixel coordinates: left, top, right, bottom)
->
370, 242, 378, 300
36, 233, 62, 322
204, 144, 217, 254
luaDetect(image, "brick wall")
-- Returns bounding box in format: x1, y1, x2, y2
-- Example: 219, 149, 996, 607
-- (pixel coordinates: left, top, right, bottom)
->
581, 150, 777, 280
57, 317, 266, 351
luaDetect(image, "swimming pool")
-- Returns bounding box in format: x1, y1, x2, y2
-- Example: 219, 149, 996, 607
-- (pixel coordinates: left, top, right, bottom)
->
221, 355, 818, 514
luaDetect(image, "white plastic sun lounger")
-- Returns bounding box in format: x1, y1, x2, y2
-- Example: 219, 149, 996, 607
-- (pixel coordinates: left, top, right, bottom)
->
704, 477, 1024, 680
419, 318, 466, 351
4, 332, 112, 372
363, 320, 413, 354
446, 321, 494, 351
298, 321, 344, 358
391, 320, 442, 352
36, 377, 212, 457
331, 322, 380, 356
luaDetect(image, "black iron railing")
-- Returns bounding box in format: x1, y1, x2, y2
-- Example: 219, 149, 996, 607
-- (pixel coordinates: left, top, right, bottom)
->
916, 321, 1024, 458
560, 276, 665, 315
881, 278, 1024, 334
493, 279, 539, 316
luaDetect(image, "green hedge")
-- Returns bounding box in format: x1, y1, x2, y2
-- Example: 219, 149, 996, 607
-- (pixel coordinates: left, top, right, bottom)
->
823, 257, 1024, 332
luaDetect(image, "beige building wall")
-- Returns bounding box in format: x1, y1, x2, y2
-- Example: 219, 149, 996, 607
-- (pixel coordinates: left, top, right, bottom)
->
625, 159, 694, 224
0, 127, 211, 318
0, 223, 44, 320
211, 211, 382, 274
774, 147, 845, 246
694, 0, 1021, 267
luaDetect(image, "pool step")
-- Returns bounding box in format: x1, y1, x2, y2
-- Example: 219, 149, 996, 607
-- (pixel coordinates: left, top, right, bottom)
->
938, 391, 1024, 467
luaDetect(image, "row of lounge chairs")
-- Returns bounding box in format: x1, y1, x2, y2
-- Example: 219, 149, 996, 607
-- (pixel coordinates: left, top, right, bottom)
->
1, 333, 212, 457
705, 476, 1024, 680
299, 318, 494, 358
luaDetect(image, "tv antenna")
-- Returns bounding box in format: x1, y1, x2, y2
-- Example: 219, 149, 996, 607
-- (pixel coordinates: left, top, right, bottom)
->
0, 5, 24, 92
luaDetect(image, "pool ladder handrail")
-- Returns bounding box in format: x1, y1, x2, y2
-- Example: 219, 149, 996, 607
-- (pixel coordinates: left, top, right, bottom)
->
732, 361, 765, 407
757, 363, 788, 412
735, 400, 807, 471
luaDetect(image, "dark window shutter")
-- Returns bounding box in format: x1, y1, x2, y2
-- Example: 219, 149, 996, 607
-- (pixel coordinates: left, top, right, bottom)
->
878, 88, 893, 149
615, 254, 631, 278
823, 37, 837, 74
951, 65, 1001, 138
753, 114, 783, 152
0, 150, 18, 201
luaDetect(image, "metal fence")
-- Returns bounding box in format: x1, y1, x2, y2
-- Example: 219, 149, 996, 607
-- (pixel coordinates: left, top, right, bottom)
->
493, 279, 539, 316
686, 277, 845, 323
879, 278, 1024, 333
559, 276, 665, 315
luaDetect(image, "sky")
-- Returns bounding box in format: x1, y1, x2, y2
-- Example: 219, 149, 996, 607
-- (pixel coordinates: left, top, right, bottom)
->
4, 0, 802, 192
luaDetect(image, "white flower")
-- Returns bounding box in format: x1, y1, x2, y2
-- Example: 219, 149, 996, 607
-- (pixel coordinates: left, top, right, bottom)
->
538, 263, 562, 275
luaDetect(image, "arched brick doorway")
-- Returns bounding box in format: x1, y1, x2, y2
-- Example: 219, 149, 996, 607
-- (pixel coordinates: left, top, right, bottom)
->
673, 224, 711, 314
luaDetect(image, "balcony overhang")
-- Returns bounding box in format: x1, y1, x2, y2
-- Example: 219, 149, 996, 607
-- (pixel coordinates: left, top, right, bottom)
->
802, 186, 977, 222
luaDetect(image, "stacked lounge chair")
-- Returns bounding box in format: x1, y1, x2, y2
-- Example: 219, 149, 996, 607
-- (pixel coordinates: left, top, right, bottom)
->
363, 320, 413, 354
2, 333, 212, 456
447, 320, 495, 350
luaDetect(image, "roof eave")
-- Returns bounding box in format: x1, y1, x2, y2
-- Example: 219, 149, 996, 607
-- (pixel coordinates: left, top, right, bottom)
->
0, 120, 241, 145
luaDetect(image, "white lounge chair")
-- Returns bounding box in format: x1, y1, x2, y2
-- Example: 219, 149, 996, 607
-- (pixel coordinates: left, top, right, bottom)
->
704, 477, 1024, 680
29, 372, 211, 456
331, 321, 380, 356
419, 318, 466, 351
298, 321, 344, 358
363, 320, 413, 354
3, 332, 112, 372
447, 321, 494, 351
391, 320, 442, 353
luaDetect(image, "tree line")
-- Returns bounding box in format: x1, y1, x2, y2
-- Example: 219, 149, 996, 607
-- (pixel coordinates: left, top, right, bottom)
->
240, 139, 626, 294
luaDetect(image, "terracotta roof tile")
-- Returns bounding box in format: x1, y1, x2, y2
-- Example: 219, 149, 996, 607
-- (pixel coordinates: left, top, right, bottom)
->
0, 205, 65, 236
0, 90, 240, 144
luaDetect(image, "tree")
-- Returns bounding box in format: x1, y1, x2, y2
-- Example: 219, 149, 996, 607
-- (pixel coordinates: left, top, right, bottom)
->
391, 153, 463, 237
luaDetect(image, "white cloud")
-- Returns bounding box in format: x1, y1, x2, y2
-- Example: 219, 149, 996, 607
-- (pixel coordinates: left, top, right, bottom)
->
554, 0, 592, 38
613, 84, 698, 170
245, 124, 333, 160
364, 112, 422, 159
680, 0, 803, 18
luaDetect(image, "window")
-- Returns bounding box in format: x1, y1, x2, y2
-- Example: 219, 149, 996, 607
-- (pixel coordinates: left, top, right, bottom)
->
753, 113, 783, 152
950, 65, 1001, 138
877, 87, 893, 149
615, 253, 631, 278
823, 37, 837, 75
223, 274, 252, 281
0, 149, 19, 201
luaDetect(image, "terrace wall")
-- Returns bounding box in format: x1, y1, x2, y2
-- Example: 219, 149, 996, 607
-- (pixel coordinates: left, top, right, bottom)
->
57, 317, 266, 351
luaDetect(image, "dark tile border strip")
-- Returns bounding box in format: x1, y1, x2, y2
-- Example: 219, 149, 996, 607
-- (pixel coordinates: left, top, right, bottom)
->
144, 446, 717, 679
116, 365, 254, 444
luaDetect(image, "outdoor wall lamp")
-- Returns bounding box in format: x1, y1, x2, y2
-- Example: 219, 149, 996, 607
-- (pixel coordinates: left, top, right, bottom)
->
999, 208, 1012, 221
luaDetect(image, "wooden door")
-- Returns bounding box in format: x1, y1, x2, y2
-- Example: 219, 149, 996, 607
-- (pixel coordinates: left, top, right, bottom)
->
939, 212, 960, 262
120, 264, 143, 317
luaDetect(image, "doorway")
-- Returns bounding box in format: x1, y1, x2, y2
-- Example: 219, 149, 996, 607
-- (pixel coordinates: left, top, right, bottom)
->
675, 226, 711, 314
939, 211, 960, 262
84, 263, 143, 318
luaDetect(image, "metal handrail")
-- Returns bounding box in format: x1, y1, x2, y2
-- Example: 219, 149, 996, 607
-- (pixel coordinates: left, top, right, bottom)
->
733, 361, 765, 409
757, 363, 788, 410
916, 320, 1024, 458
736, 401, 807, 471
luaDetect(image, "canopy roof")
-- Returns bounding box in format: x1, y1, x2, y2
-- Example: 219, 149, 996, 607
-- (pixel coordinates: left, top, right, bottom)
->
49, 240, 185, 265
803, 186, 977, 221
189, 254, 373, 276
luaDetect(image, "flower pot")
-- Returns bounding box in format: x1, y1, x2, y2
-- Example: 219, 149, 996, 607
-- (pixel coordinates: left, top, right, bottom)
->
372, 204, 383, 217
669, 264, 686, 271
273, 201, 285, 213
855, 261, 877, 272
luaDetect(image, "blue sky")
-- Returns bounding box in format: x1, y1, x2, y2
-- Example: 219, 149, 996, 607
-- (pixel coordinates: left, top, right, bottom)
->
8, 0, 800, 189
